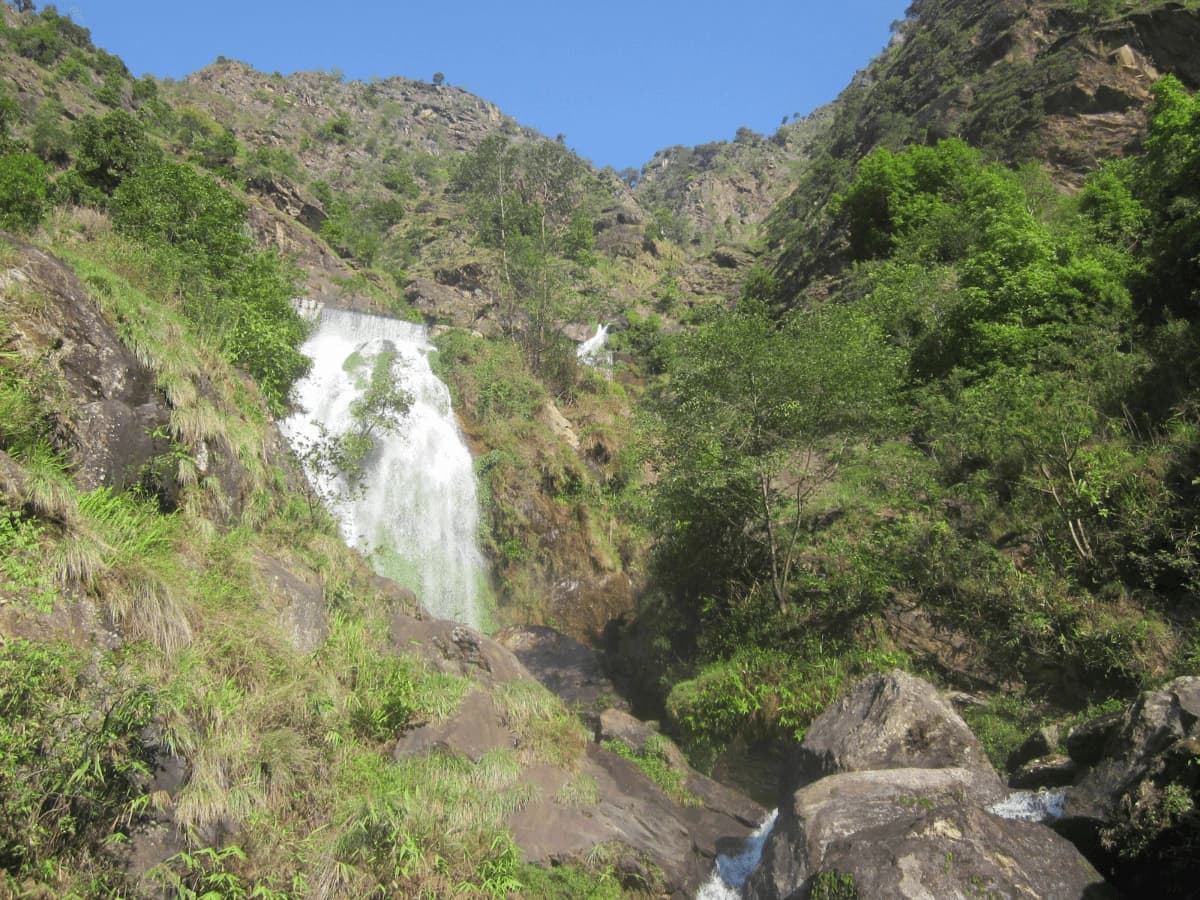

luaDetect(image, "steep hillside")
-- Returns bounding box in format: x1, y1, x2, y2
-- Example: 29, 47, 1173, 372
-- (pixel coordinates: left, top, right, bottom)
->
0, 6, 763, 896
6, 0, 1200, 894
768, 0, 1200, 289
632, 105, 833, 250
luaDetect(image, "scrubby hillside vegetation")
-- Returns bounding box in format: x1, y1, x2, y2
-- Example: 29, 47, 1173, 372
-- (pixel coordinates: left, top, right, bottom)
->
0, 4, 712, 897
4, 0, 1200, 895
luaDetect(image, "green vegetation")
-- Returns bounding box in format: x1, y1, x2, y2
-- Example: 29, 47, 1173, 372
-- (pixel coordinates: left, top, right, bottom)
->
0, 640, 155, 889
4, 0, 1200, 891
811, 870, 859, 900
300, 346, 413, 493
452, 134, 607, 381
601, 735, 699, 807
627, 77, 1200, 769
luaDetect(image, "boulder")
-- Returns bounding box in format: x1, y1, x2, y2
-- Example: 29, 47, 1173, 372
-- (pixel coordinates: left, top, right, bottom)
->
1007, 724, 1060, 771
744, 672, 1112, 899
746, 767, 1005, 900
793, 669, 997, 789
813, 805, 1114, 900
1064, 711, 1123, 766
1065, 677, 1200, 824
392, 689, 509, 762
255, 553, 328, 654
1008, 754, 1078, 790
388, 612, 527, 686
599, 708, 678, 759
507, 742, 763, 898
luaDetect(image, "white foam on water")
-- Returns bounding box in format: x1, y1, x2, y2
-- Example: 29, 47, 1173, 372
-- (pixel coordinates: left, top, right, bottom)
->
281, 307, 487, 628
695, 809, 779, 900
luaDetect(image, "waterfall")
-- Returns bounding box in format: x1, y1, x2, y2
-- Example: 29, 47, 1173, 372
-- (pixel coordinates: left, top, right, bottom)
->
281, 307, 487, 628
577, 322, 610, 366
695, 808, 778, 899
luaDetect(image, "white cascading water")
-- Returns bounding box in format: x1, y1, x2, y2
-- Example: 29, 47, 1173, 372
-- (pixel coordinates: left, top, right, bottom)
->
282, 307, 487, 628
577, 322, 610, 365
695, 809, 779, 899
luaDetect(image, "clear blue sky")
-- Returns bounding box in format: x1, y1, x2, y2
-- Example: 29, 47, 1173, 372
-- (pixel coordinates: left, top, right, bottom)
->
61, 0, 910, 171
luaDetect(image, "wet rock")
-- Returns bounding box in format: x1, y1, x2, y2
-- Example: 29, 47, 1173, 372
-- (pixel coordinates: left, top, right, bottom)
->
1008, 753, 1078, 790
793, 669, 997, 790
1007, 724, 1061, 771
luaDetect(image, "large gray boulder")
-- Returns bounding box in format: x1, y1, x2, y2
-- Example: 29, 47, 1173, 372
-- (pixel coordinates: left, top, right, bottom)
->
794, 669, 997, 789
746, 767, 1005, 899
744, 671, 1113, 900
1065, 676, 1200, 824
813, 805, 1114, 900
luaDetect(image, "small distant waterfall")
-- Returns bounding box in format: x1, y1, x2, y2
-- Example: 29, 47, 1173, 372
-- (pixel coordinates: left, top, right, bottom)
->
282, 307, 487, 628
577, 323, 612, 371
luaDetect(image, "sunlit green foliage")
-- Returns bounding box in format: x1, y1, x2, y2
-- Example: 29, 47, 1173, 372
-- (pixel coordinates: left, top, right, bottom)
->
0, 641, 156, 885
0, 151, 49, 231
110, 159, 309, 411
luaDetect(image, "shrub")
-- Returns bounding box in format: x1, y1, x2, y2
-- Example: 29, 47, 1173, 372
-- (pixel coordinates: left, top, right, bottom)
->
71, 110, 156, 195
110, 160, 310, 412
0, 151, 49, 231
0, 641, 156, 883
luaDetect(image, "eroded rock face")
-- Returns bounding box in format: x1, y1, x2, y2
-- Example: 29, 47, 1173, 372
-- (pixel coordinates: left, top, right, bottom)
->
384, 614, 764, 897
1, 240, 176, 500
793, 669, 997, 789
498, 624, 629, 732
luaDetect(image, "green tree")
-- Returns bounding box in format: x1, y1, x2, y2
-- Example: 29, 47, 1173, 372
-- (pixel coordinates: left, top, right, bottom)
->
453, 136, 596, 373
652, 300, 902, 612
0, 151, 49, 231
111, 159, 309, 411
303, 348, 413, 493
70, 110, 156, 196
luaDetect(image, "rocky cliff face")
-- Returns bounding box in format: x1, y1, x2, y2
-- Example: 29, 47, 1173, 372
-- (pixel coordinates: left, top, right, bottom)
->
173, 60, 520, 175
764, 0, 1200, 302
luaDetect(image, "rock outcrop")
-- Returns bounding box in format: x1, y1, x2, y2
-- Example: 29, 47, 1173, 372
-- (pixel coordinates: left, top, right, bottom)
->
1054, 677, 1200, 892
0, 239, 175, 500
744, 670, 1113, 900
793, 669, 998, 787
386, 612, 763, 897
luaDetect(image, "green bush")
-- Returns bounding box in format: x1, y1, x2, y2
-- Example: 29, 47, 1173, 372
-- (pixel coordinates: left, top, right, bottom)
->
110, 160, 310, 411
70, 110, 157, 196
0, 641, 156, 883
0, 151, 49, 231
